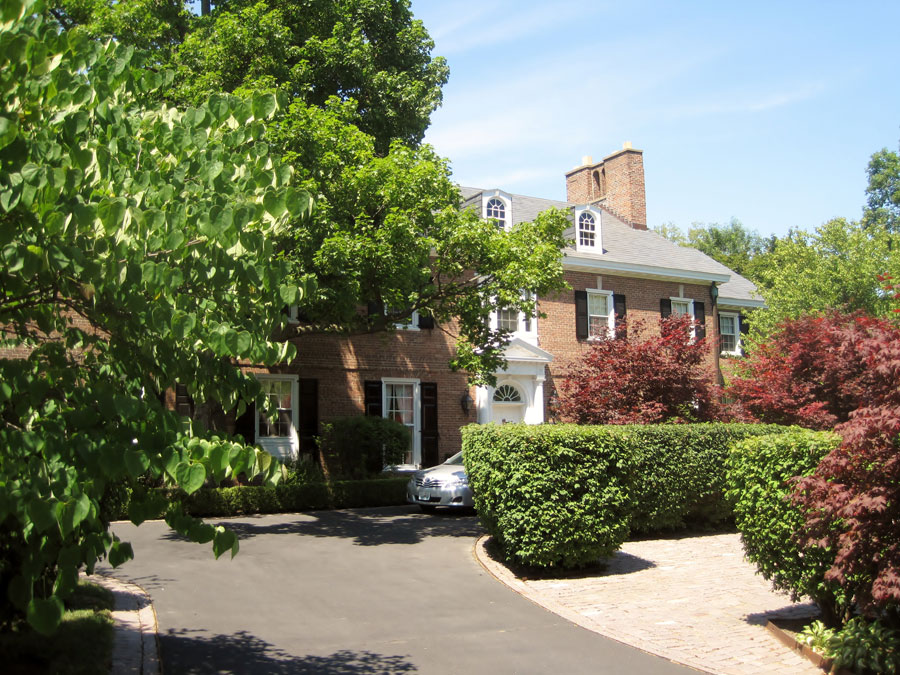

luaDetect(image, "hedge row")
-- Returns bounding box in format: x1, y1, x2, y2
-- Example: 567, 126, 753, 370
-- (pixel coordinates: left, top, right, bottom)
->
108, 477, 410, 520
462, 422, 793, 569
724, 430, 847, 622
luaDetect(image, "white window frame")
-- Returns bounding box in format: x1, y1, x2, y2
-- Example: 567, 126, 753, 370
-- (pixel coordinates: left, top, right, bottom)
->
669, 297, 696, 339
718, 311, 741, 356
490, 292, 538, 340
482, 190, 513, 232
586, 289, 614, 339
254, 374, 300, 460
382, 378, 421, 466
574, 206, 602, 252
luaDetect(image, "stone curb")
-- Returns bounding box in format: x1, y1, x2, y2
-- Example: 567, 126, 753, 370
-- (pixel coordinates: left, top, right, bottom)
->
471, 535, 709, 674
87, 573, 161, 675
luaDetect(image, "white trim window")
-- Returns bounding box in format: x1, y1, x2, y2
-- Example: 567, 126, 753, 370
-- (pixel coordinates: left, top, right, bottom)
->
255, 375, 300, 459
389, 307, 420, 331
718, 311, 741, 355
383, 378, 420, 466
491, 292, 538, 341
482, 190, 513, 231
587, 289, 614, 339
578, 212, 597, 247
669, 297, 696, 340
486, 197, 506, 229
575, 206, 602, 252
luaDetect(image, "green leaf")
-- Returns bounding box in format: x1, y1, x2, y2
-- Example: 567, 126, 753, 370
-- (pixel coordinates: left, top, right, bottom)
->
212, 527, 239, 559
174, 461, 206, 494
0, 115, 17, 150
27, 596, 64, 635
171, 311, 196, 340
263, 189, 286, 218
108, 540, 134, 568
279, 284, 299, 305
284, 188, 311, 218
27, 499, 56, 533
252, 92, 277, 120
125, 448, 150, 478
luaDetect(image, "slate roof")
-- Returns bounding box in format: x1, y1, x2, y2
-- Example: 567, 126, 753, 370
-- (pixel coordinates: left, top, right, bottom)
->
459, 187, 763, 307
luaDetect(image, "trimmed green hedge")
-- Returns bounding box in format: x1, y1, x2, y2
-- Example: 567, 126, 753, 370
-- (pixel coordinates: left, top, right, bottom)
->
610, 423, 791, 532
462, 422, 795, 569
463, 424, 633, 568
724, 429, 847, 622
108, 477, 410, 520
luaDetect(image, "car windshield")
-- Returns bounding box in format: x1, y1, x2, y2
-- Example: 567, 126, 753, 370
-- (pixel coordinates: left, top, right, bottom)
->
444, 451, 463, 465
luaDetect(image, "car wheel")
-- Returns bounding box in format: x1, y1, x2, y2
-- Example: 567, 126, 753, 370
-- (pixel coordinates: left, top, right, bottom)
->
419, 505, 437, 513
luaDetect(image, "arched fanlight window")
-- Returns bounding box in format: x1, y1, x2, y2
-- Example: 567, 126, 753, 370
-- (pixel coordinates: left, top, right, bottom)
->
486, 197, 506, 229
493, 384, 522, 403
578, 211, 596, 247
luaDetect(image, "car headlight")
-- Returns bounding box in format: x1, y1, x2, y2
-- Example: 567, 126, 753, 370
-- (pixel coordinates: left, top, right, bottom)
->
447, 475, 468, 487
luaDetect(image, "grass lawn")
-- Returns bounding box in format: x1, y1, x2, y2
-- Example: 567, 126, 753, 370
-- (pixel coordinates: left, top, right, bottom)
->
0, 581, 115, 674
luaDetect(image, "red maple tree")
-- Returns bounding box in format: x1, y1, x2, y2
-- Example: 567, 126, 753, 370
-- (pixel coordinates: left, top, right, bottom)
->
553, 315, 728, 425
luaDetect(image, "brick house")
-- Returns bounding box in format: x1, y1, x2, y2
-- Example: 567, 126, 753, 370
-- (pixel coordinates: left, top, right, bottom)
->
237, 143, 763, 467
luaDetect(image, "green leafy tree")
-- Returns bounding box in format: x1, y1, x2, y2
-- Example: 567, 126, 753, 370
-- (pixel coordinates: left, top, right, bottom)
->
653, 218, 775, 282
51, 0, 569, 383
748, 218, 899, 339
864, 141, 900, 237
1, 1, 313, 634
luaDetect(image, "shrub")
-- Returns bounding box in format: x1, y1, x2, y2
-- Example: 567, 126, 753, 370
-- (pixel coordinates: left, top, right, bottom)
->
138, 477, 409, 518
318, 416, 411, 479
553, 315, 730, 425
463, 424, 635, 569
615, 423, 790, 533
800, 617, 900, 674
725, 430, 847, 623
728, 312, 895, 429
791, 315, 900, 620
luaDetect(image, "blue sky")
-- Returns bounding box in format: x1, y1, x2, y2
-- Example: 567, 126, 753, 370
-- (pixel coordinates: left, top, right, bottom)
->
412, 1, 900, 238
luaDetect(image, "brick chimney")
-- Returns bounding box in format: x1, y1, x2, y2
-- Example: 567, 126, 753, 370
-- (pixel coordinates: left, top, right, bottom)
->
565, 142, 647, 230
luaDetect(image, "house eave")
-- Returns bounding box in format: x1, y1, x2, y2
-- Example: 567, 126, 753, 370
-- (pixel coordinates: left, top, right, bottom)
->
563, 252, 730, 284
718, 297, 766, 309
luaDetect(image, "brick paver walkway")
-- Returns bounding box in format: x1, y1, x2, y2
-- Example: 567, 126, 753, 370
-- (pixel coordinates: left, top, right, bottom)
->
475, 532, 822, 675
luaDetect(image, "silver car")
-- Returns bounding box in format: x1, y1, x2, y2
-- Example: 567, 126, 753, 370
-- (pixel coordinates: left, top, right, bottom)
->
407, 451, 474, 511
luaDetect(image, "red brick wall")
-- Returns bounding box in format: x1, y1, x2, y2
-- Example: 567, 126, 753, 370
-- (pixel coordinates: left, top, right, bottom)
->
538, 270, 720, 420
565, 148, 647, 229
267, 322, 473, 462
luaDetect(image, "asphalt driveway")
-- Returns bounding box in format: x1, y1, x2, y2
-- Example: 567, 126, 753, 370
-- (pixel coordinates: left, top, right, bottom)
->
101, 506, 696, 674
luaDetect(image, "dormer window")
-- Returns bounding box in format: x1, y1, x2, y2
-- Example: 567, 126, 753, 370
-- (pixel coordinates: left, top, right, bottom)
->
578, 212, 596, 247
486, 197, 506, 229
482, 190, 513, 231
574, 206, 602, 252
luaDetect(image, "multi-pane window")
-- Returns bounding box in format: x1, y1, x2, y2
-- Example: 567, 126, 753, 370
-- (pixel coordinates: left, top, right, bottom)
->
258, 379, 293, 438
385, 382, 415, 464
587, 291, 612, 338
486, 197, 506, 229
671, 299, 693, 317
493, 384, 522, 402
578, 212, 596, 247
497, 307, 519, 332
719, 312, 740, 354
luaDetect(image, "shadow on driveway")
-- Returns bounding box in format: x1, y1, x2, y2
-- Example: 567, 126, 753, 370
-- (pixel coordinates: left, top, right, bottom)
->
162, 629, 418, 674
161, 506, 484, 547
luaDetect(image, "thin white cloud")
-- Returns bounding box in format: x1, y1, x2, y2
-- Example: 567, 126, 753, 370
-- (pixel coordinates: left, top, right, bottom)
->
427, 0, 598, 55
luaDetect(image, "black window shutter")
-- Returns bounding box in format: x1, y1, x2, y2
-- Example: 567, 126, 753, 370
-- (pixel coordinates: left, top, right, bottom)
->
364, 380, 382, 416
575, 290, 588, 340
660, 298, 672, 318
417, 312, 435, 329
695, 301, 706, 339
298, 378, 318, 459
613, 294, 627, 337
739, 314, 750, 334
233, 402, 256, 444
174, 383, 194, 418
420, 382, 439, 468
367, 301, 380, 316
